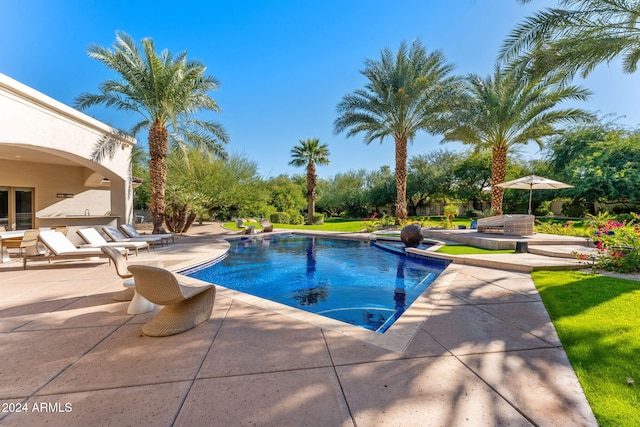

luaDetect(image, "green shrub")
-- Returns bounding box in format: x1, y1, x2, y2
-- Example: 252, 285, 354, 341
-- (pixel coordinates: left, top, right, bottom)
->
288, 212, 304, 225
535, 219, 590, 237
612, 204, 640, 215
270, 212, 290, 224
443, 205, 459, 229
312, 213, 324, 225
590, 214, 640, 273
534, 200, 553, 216
562, 200, 588, 217
616, 213, 635, 223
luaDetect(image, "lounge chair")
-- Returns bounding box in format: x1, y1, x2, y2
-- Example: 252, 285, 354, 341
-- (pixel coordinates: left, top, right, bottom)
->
23, 230, 127, 269
259, 218, 273, 233
120, 223, 174, 244
101, 247, 155, 314
102, 226, 163, 247
77, 227, 149, 256
127, 265, 216, 336
243, 225, 256, 234
235, 219, 245, 229
51, 225, 68, 235
477, 214, 535, 236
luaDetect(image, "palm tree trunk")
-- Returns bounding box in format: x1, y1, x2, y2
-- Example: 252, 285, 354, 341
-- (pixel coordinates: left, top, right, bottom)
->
395, 137, 408, 223
491, 144, 508, 215
148, 119, 168, 233
306, 163, 316, 225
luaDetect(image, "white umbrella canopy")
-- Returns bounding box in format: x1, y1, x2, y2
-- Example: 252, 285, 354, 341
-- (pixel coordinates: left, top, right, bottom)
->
496, 175, 574, 215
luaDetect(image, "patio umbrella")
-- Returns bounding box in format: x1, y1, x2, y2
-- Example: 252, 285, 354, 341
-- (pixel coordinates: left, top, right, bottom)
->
496, 174, 573, 215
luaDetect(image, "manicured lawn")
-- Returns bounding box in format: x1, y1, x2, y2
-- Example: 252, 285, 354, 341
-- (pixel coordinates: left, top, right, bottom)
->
435, 245, 515, 255
531, 270, 640, 426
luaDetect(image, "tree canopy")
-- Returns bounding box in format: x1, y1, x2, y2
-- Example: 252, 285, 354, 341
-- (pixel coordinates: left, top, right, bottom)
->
334, 39, 463, 222
76, 31, 228, 232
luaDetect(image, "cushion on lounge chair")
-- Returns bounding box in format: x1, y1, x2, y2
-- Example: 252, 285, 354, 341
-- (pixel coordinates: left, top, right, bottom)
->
77, 227, 148, 255
120, 223, 174, 244
102, 226, 163, 246
127, 265, 215, 336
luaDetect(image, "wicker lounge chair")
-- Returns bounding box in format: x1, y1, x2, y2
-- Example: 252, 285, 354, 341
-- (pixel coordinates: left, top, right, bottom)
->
259, 218, 274, 232
120, 223, 174, 244
101, 247, 155, 314
77, 227, 149, 256
477, 214, 535, 236
127, 265, 216, 336
102, 226, 163, 247
23, 230, 127, 269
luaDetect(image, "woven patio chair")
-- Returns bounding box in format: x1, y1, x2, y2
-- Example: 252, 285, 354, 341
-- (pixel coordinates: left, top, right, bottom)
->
101, 247, 156, 314
259, 218, 274, 232
127, 265, 216, 336
100, 246, 135, 302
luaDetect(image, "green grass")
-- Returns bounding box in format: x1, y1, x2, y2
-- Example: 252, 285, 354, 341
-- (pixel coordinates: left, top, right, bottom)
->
435, 245, 515, 254
531, 270, 640, 426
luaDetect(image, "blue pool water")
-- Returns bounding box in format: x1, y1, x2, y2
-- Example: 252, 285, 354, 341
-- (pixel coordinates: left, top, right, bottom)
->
183, 234, 447, 333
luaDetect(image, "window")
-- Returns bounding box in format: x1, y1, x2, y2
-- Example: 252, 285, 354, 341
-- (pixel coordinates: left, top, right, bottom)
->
0, 187, 34, 230
0, 188, 8, 229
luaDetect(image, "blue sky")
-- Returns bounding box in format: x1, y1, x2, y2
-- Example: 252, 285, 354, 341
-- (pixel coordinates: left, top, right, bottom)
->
2, 0, 639, 178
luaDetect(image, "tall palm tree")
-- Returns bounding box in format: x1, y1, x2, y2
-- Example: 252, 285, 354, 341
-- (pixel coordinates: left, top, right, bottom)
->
75, 31, 229, 233
334, 39, 462, 222
289, 138, 330, 224
501, 0, 640, 78
442, 64, 593, 215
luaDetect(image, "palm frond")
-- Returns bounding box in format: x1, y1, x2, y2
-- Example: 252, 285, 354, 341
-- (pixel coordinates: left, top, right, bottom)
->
91, 128, 133, 162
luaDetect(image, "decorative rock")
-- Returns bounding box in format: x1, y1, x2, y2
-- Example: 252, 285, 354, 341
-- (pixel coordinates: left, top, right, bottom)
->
400, 224, 423, 248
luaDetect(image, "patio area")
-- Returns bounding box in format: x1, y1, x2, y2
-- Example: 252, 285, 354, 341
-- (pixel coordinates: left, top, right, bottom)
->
0, 224, 597, 426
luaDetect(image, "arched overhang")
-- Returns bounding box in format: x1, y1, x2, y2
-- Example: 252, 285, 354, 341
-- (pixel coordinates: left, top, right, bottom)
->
0, 73, 137, 228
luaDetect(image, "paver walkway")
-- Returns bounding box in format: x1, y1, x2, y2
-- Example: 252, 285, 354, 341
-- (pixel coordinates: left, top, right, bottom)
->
0, 224, 597, 426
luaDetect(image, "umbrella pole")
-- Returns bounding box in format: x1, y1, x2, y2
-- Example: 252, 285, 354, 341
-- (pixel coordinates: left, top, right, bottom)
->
528, 186, 533, 215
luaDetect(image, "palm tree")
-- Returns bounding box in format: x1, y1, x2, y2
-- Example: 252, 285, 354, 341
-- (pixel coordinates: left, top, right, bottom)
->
289, 139, 330, 224
334, 39, 462, 222
442, 64, 593, 215
501, 0, 640, 78
75, 31, 229, 233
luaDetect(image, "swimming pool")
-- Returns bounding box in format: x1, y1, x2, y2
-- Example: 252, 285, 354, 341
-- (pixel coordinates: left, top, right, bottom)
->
183, 234, 448, 333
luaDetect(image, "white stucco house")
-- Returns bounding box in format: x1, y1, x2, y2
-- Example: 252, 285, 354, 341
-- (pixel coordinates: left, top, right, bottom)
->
0, 73, 135, 235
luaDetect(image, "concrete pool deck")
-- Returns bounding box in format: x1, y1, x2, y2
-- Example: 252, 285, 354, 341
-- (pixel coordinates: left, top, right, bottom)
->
0, 224, 597, 426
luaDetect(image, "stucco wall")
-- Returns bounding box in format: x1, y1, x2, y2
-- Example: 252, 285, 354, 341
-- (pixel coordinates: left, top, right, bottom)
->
0, 159, 111, 221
